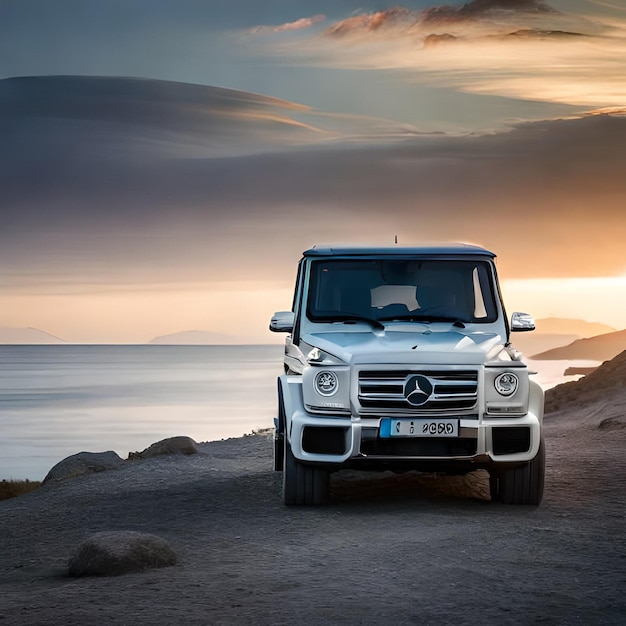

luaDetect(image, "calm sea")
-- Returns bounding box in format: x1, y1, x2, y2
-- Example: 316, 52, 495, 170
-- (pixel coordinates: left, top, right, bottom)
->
0, 345, 596, 481
0, 345, 284, 481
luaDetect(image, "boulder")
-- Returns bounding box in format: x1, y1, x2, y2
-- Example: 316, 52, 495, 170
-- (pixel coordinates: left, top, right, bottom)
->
128, 436, 198, 460
43, 451, 125, 484
68, 531, 178, 577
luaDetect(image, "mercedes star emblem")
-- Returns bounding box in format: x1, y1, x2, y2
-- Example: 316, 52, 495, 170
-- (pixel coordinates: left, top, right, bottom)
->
404, 375, 434, 406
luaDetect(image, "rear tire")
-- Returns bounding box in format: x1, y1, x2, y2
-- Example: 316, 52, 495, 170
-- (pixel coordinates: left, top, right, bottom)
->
499, 437, 545, 505
273, 433, 284, 472
282, 436, 330, 506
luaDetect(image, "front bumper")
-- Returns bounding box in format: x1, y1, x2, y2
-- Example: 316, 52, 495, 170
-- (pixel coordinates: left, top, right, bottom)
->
282, 377, 542, 469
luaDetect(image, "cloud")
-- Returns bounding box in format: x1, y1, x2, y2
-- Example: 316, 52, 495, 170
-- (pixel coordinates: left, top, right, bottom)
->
325, 8, 414, 37
325, 1, 560, 37
270, 2, 626, 109
249, 14, 326, 34
2, 76, 625, 289
0, 75, 328, 163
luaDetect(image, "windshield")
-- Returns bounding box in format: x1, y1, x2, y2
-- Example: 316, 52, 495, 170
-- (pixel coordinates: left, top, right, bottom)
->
306, 258, 498, 324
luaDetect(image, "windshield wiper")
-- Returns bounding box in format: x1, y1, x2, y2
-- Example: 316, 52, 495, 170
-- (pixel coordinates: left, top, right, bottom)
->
313, 313, 385, 330
377, 314, 466, 328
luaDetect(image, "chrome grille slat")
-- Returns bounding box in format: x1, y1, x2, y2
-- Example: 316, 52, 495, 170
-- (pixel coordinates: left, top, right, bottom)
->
360, 395, 407, 402
361, 379, 405, 386
432, 393, 476, 400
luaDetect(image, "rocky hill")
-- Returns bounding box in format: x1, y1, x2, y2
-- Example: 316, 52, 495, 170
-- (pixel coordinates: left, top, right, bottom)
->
544, 350, 626, 414
511, 318, 615, 356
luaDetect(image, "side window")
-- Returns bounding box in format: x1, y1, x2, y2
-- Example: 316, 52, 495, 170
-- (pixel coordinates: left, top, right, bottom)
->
472, 263, 497, 321
473, 267, 487, 318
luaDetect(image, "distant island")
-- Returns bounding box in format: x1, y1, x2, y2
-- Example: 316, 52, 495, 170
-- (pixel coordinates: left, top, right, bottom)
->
0, 327, 65, 344
532, 329, 626, 361
0, 327, 272, 345
563, 366, 598, 376
147, 330, 259, 345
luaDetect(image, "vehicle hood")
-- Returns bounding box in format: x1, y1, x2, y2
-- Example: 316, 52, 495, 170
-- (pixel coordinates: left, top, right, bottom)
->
303, 328, 506, 365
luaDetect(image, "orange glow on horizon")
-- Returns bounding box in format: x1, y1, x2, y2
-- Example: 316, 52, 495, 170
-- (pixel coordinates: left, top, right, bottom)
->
1, 276, 625, 344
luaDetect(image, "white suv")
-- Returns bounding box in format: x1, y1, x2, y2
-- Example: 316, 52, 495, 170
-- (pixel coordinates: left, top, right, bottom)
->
270, 245, 544, 505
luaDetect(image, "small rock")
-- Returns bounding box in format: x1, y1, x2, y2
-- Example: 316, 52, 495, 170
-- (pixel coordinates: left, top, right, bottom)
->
598, 417, 626, 431
43, 451, 125, 484
128, 436, 198, 460
68, 531, 178, 577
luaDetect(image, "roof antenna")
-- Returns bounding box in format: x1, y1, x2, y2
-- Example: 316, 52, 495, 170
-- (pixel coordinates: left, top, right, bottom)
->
394, 234, 398, 244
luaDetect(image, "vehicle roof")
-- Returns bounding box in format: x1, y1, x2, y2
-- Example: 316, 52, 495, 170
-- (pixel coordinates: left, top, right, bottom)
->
303, 243, 496, 258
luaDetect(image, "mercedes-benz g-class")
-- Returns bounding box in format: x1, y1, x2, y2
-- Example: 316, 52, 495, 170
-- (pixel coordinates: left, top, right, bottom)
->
270, 244, 544, 505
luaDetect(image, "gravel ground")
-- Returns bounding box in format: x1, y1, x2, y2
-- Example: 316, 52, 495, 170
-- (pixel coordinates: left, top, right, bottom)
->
1, 396, 625, 626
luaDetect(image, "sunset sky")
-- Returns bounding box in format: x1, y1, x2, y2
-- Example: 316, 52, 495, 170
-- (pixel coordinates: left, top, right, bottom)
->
1, 0, 625, 343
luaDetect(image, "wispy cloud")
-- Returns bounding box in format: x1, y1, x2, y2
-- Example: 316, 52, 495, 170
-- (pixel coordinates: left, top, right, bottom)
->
249, 14, 326, 34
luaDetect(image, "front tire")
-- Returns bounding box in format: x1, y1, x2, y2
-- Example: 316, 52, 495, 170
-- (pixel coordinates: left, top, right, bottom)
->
498, 437, 545, 505
282, 436, 330, 506
273, 432, 284, 472
273, 380, 285, 472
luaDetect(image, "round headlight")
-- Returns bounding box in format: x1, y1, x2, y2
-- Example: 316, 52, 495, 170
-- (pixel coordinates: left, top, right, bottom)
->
495, 372, 518, 396
315, 370, 338, 396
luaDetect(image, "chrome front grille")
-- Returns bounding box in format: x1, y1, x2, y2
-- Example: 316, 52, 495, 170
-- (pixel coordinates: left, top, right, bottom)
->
358, 369, 478, 414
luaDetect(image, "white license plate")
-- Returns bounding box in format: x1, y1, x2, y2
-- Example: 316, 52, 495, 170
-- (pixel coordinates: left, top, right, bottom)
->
385, 419, 458, 438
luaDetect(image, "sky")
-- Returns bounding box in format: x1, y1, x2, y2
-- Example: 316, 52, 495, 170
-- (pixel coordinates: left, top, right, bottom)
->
1, 0, 625, 343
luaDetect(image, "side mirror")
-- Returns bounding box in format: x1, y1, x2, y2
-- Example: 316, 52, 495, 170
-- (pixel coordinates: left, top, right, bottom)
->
510, 312, 536, 332
269, 311, 294, 333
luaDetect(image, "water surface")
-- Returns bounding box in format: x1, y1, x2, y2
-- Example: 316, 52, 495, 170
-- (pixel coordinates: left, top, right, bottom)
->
0, 345, 283, 480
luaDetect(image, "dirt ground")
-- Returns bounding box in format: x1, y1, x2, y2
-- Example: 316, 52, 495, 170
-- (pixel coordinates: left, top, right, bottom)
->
1, 396, 625, 626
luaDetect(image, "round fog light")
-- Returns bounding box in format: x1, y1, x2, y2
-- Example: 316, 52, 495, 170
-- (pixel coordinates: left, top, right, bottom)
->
315, 371, 338, 396
495, 372, 518, 396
